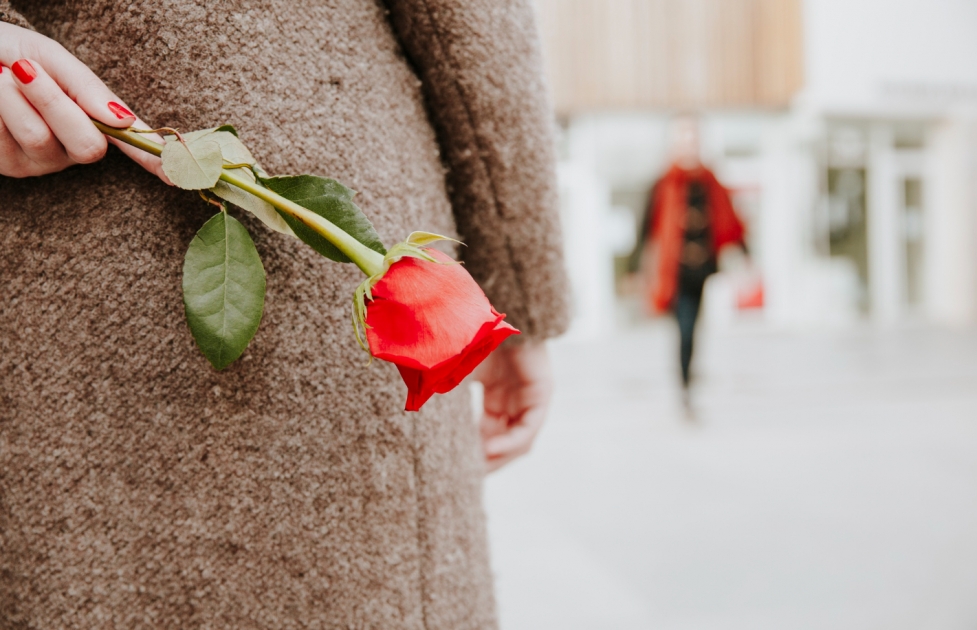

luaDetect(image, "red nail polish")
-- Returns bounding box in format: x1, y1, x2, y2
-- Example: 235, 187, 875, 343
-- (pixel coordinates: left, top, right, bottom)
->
11, 59, 36, 84
107, 101, 135, 120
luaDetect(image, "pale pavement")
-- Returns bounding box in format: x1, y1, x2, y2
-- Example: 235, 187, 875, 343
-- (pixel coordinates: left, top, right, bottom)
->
484, 322, 977, 630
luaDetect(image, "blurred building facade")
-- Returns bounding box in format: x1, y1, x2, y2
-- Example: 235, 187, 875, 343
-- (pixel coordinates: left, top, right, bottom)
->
537, 0, 977, 337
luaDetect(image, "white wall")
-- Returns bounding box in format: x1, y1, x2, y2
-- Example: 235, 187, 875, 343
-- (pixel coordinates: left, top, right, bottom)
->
801, 0, 977, 115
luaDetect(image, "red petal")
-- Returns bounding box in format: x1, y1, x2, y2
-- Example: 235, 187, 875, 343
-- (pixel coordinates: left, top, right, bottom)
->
396, 316, 518, 412
363, 250, 520, 411
396, 366, 429, 412
366, 250, 502, 369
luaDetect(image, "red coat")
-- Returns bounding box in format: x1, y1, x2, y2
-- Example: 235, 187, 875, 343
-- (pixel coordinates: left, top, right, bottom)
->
645, 164, 745, 312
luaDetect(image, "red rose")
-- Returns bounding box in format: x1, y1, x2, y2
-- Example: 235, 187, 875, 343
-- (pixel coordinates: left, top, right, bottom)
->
365, 249, 519, 411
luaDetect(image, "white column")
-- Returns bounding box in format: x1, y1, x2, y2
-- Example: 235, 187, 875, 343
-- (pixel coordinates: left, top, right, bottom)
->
758, 114, 823, 327
923, 114, 977, 324
556, 160, 616, 340
759, 118, 802, 326
866, 123, 904, 325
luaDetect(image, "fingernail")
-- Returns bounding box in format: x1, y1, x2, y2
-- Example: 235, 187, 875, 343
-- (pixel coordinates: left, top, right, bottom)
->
107, 101, 135, 120
11, 59, 36, 84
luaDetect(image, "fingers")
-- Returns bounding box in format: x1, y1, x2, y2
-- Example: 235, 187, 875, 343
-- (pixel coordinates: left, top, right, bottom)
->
12, 51, 169, 181
8, 58, 108, 164
12, 34, 136, 130
484, 407, 545, 457
482, 403, 548, 473
1, 55, 169, 182
476, 342, 555, 473
0, 63, 73, 175
0, 25, 157, 178
485, 452, 519, 473
0, 113, 36, 177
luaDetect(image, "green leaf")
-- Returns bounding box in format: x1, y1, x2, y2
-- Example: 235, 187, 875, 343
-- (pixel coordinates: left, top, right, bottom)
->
211, 167, 295, 236
260, 175, 387, 262
170, 128, 255, 166
161, 138, 223, 190
210, 131, 256, 166
173, 126, 237, 141
174, 128, 221, 142
183, 211, 266, 370
168, 126, 286, 234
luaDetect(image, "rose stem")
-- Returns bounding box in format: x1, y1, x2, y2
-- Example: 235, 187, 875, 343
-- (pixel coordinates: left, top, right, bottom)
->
92, 120, 385, 277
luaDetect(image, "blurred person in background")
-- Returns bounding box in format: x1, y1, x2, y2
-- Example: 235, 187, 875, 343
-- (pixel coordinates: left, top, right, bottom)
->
629, 114, 748, 407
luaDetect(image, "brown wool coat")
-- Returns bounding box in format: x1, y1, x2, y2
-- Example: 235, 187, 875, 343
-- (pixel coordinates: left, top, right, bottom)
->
0, 1, 569, 627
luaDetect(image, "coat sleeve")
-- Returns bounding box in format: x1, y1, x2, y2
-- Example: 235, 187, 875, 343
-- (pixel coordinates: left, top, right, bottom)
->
383, 0, 571, 340
0, 1, 31, 28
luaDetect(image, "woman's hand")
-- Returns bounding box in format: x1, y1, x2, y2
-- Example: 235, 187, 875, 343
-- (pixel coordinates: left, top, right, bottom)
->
475, 341, 554, 473
0, 21, 166, 180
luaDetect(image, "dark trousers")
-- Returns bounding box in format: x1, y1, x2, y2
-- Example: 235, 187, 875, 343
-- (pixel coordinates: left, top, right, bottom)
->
674, 284, 704, 388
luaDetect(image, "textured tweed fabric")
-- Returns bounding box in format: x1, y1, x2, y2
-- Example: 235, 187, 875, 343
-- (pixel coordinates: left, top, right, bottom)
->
0, 1, 569, 627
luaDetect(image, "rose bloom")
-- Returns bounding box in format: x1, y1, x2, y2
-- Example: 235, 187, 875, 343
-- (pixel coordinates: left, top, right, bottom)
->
365, 249, 519, 411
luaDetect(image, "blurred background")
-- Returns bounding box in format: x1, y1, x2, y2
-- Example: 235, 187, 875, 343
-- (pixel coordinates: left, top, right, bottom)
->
482, 1, 977, 628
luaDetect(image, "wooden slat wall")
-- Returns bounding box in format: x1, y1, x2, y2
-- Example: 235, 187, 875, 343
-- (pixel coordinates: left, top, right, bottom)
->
535, 0, 804, 113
